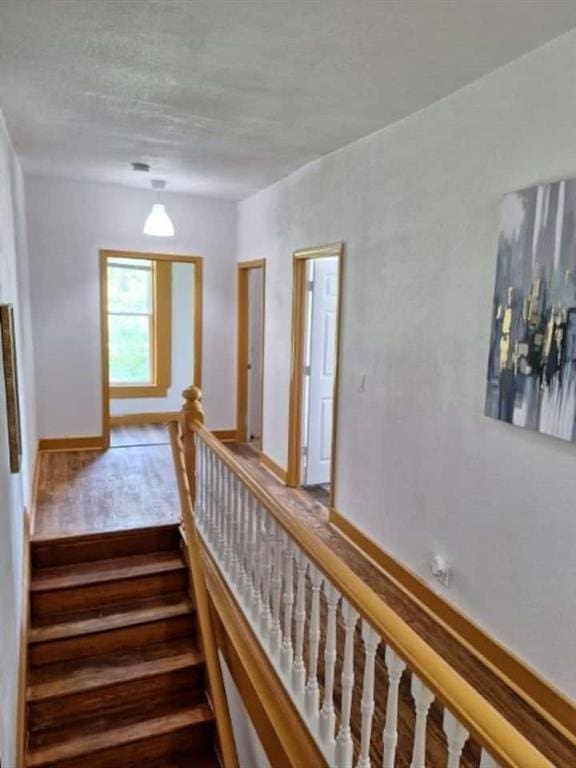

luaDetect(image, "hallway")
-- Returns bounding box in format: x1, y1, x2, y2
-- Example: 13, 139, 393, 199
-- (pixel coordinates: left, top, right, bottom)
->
33, 440, 179, 539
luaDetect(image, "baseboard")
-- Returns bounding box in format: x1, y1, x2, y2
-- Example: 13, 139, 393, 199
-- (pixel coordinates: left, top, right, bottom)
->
16, 507, 31, 768
110, 411, 180, 426
260, 452, 287, 484
212, 429, 238, 443
329, 508, 575, 742
38, 435, 105, 451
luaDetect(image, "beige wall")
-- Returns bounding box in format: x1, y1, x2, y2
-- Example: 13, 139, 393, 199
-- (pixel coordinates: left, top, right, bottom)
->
25, 177, 238, 436
238, 31, 576, 698
0, 109, 37, 768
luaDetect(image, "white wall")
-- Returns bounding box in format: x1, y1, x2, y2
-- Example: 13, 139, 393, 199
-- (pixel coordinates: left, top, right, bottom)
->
26, 177, 237, 435
110, 261, 196, 416
0, 110, 37, 768
219, 653, 271, 768
238, 32, 576, 698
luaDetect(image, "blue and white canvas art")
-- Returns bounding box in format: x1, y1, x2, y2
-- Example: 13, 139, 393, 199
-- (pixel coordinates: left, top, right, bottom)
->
485, 178, 576, 443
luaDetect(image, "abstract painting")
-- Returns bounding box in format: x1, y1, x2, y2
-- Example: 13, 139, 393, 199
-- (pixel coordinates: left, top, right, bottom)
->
485, 178, 576, 443
0, 304, 22, 471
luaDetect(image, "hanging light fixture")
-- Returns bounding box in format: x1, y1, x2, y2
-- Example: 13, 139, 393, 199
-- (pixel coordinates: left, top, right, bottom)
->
144, 179, 175, 237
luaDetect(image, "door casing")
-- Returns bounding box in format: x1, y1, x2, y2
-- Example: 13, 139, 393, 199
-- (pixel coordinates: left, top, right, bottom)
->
287, 242, 344, 507
236, 259, 266, 444
100, 249, 203, 448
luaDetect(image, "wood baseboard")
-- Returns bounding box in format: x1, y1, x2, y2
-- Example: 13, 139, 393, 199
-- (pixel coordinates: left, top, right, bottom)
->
212, 429, 238, 443
110, 411, 180, 426
38, 435, 105, 452
16, 507, 31, 768
329, 508, 575, 743
260, 452, 287, 484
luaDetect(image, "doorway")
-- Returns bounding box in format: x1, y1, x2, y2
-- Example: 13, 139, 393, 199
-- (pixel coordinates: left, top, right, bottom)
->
287, 243, 343, 507
100, 250, 203, 449
237, 260, 266, 447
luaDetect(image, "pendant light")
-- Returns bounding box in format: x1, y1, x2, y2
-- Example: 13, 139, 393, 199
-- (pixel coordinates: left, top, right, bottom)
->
144, 179, 175, 237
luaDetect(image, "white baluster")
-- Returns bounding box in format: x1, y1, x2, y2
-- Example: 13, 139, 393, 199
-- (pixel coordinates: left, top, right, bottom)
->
230, 475, 240, 586
479, 749, 499, 768
355, 621, 380, 768
193, 436, 202, 526
410, 676, 434, 768
291, 549, 308, 699
210, 451, 218, 547
205, 449, 214, 543
443, 710, 469, 768
382, 646, 406, 768
216, 459, 225, 558
319, 581, 341, 759
259, 513, 273, 638
251, 500, 263, 623
243, 494, 255, 608
198, 439, 206, 529
280, 540, 295, 676
269, 523, 284, 659
236, 484, 247, 593
304, 565, 323, 727
223, 468, 233, 574
335, 599, 360, 768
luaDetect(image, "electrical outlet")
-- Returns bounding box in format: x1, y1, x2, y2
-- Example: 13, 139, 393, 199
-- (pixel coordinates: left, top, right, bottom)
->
431, 555, 450, 587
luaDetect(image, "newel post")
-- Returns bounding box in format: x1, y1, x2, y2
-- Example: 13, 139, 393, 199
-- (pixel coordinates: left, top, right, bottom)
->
180, 385, 204, 505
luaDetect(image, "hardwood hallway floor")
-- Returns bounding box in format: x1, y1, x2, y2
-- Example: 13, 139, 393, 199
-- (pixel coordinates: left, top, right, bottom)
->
27, 443, 219, 768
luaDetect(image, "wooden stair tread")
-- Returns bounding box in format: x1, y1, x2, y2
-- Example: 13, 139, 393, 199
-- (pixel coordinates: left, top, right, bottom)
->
29, 595, 194, 644
31, 551, 186, 592
27, 702, 214, 767
28, 638, 203, 702
144, 753, 220, 768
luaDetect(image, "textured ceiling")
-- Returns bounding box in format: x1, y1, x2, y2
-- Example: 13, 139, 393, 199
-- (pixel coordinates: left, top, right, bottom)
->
0, 0, 575, 200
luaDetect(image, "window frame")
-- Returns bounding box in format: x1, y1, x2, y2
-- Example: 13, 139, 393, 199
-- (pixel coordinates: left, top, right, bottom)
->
108, 259, 172, 399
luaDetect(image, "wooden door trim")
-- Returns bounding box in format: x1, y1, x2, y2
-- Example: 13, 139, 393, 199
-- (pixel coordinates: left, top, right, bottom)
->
100, 249, 203, 448
236, 259, 266, 445
287, 242, 344, 508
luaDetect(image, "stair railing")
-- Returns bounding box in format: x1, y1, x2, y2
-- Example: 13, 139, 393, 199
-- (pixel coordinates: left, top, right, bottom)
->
178, 385, 554, 768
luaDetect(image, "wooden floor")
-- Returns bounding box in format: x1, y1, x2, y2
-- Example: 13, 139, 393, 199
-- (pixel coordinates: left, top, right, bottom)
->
110, 424, 169, 448
33, 444, 180, 539
228, 443, 575, 768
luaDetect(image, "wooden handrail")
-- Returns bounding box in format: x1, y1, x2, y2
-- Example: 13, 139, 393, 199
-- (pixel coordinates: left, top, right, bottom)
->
168, 417, 240, 768
181, 387, 555, 768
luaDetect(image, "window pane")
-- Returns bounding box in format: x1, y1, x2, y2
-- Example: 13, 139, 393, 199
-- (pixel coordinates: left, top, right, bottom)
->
108, 264, 152, 314
108, 257, 152, 268
109, 315, 151, 384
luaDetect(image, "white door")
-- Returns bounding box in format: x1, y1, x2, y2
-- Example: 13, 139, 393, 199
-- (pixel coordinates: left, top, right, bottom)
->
247, 268, 264, 441
303, 257, 338, 485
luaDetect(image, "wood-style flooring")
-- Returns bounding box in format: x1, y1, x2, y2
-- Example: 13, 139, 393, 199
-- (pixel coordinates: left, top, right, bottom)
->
33, 444, 179, 539
110, 424, 169, 448
228, 442, 575, 768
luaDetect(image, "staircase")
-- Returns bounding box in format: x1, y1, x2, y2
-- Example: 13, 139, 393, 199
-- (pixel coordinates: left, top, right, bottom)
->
26, 524, 220, 768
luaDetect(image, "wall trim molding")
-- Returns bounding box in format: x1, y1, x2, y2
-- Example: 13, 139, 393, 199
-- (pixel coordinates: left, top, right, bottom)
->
16, 507, 31, 768
212, 429, 238, 443
38, 435, 105, 452
236, 259, 266, 444
260, 452, 287, 484
330, 508, 576, 742
110, 411, 180, 426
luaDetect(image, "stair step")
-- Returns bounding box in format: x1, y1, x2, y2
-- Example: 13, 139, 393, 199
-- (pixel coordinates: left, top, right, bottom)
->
29, 596, 196, 666
31, 552, 188, 617
28, 639, 205, 730
27, 701, 215, 768
31, 524, 182, 568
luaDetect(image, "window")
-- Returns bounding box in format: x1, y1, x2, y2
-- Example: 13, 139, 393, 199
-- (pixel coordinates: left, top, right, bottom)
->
107, 257, 172, 398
